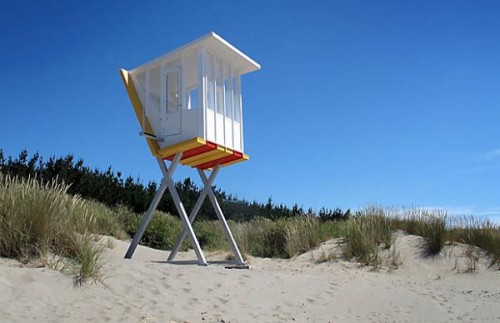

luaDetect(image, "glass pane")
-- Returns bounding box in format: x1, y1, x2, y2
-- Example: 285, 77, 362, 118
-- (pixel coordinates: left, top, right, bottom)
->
233, 76, 241, 122
216, 81, 223, 114
216, 59, 224, 114
224, 79, 232, 118
207, 79, 214, 110
188, 88, 198, 109
206, 54, 215, 110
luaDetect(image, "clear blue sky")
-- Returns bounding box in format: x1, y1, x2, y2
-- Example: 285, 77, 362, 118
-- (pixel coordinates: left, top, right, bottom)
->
1, 1, 499, 221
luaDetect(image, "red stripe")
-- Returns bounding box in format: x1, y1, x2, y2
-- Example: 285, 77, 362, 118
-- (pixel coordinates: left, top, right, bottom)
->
163, 141, 217, 161
196, 151, 243, 170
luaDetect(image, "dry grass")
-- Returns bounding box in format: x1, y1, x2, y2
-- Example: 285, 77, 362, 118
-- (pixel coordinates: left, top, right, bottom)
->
231, 216, 334, 258
448, 216, 500, 268
343, 206, 393, 267
0, 174, 124, 284
392, 209, 447, 256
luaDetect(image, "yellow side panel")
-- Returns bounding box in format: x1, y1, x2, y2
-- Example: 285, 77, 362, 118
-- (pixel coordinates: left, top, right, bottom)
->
120, 69, 160, 157
157, 137, 206, 159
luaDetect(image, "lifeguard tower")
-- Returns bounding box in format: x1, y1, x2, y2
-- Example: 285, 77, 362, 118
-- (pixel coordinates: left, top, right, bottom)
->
120, 32, 260, 266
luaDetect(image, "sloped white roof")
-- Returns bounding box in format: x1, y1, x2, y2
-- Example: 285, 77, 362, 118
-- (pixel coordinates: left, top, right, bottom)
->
130, 32, 261, 75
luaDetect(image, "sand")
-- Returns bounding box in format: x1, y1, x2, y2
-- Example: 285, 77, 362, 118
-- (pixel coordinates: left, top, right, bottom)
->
1, 232, 499, 322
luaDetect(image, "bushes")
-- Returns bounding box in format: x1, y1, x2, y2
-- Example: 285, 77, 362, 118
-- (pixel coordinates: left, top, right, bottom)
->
194, 221, 228, 251
123, 210, 183, 251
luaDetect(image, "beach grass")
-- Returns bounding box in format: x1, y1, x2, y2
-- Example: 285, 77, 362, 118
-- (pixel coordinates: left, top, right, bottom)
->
1, 172, 498, 276
392, 209, 447, 256
231, 216, 338, 258
0, 174, 124, 284
343, 206, 393, 266
447, 216, 500, 268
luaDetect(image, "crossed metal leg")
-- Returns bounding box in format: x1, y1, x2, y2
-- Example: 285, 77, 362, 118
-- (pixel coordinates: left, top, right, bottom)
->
124, 152, 245, 266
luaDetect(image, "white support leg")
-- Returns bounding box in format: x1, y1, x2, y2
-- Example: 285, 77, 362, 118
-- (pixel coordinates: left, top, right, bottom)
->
125, 155, 244, 267
199, 166, 246, 265
125, 154, 207, 265
167, 168, 219, 262
157, 154, 207, 266
124, 173, 169, 259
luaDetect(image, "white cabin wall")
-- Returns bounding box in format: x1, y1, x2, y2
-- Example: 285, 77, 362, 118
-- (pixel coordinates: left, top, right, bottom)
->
127, 35, 256, 154
130, 67, 163, 138
198, 48, 207, 140
233, 121, 242, 151
235, 73, 244, 152
206, 109, 215, 142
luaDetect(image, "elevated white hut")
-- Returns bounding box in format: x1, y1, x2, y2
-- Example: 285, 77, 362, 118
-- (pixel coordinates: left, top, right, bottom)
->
120, 32, 260, 169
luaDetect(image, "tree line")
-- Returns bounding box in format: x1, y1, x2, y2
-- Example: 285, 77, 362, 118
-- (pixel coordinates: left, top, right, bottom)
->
0, 149, 350, 222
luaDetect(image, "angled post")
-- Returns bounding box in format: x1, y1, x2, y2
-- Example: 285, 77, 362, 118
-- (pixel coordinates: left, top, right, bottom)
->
158, 154, 208, 265
167, 166, 219, 262
124, 154, 181, 259
199, 166, 245, 265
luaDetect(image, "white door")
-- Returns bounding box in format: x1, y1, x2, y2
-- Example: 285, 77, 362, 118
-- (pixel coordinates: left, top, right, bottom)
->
162, 68, 181, 136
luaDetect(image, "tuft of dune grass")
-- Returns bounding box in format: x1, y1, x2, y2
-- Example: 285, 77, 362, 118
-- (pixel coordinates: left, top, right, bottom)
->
231, 216, 336, 258
448, 216, 500, 268
343, 206, 393, 266
0, 174, 125, 284
392, 209, 447, 256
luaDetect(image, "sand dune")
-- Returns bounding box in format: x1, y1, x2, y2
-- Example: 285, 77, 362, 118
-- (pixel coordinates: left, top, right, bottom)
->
1, 233, 499, 322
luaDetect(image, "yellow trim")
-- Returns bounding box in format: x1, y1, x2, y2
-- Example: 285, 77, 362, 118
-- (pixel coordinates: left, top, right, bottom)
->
221, 154, 250, 167
181, 146, 224, 165
120, 69, 160, 157
186, 147, 233, 167
157, 137, 206, 159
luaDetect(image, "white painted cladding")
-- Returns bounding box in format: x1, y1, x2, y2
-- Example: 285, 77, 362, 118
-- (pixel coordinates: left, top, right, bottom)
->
128, 32, 259, 154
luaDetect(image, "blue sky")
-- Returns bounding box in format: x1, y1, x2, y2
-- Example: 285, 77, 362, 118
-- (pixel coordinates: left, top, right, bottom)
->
1, 1, 499, 221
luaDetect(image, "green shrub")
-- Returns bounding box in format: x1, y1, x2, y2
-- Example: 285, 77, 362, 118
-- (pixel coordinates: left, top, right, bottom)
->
124, 211, 183, 250
319, 220, 346, 240
194, 221, 228, 250
84, 200, 128, 239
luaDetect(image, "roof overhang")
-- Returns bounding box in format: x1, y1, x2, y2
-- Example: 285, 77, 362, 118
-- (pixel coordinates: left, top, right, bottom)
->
129, 32, 261, 75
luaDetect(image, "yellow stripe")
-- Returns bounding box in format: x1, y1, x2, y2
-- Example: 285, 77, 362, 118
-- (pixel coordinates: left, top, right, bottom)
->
186, 147, 232, 167
120, 69, 160, 157
221, 154, 250, 167
181, 147, 225, 165
156, 137, 206, 159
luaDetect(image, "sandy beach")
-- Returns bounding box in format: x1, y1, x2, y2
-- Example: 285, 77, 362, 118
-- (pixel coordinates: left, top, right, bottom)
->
1, 233, 499, 322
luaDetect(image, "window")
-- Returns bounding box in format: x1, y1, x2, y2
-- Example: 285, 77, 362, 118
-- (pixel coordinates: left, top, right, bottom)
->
216, 59, 224, 115
233, 76, 241, 122
216, 81, 223, 114
207, 79, 214, 110
206, 54, 215, 110
188, 88, 198, 110
224, 79, 232, 118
